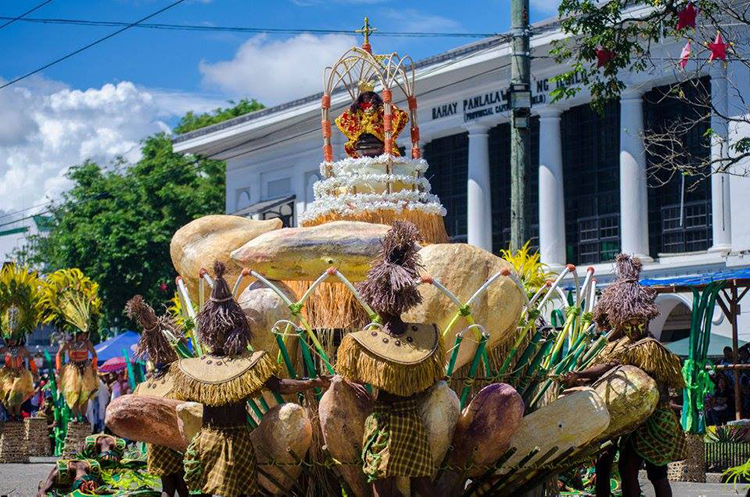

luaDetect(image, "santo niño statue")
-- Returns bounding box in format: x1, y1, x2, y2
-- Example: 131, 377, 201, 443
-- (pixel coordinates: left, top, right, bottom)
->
335, 81, 409, 158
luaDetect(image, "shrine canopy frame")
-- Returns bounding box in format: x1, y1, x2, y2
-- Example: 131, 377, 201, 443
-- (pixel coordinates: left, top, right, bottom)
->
320, 45, 421, 162
642, 268, 750, 421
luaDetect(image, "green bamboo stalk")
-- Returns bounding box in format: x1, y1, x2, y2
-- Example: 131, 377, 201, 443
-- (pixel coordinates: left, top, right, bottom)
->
297, 328, 322, 399
248, 398, 264, 420
274, 333, 298, 379
460, 334, 488, 409
445, 335, 463, 378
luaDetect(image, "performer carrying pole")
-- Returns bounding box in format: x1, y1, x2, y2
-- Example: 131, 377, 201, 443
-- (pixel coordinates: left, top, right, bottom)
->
171, 262, 329, 497
335, 221, 446, 497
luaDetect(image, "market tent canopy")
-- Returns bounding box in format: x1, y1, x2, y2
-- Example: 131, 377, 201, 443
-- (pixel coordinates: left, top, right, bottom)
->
665, 333, 746, 357
94, 331, 139, 363
640, 267, 750, 288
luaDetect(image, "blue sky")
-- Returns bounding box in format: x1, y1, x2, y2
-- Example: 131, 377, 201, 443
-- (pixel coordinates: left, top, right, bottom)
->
1, 0, 559, 105
0, 0, 560, 256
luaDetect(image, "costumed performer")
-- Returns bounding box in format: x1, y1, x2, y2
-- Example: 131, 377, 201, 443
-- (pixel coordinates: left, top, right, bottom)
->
0, 264, 42, 421
38, 458, 102, 496
42, 269, 102, 423
561, 254, 686, 497
56, 330, 98, 422
335, 81, 408, 158
335, 221, 445, 497
170, 261, 330, 497
127, 294, 191, 497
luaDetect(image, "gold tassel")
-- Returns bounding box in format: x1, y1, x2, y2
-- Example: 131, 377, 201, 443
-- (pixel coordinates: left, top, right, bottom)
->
335, 333, 446, 397
623, 339, 685, 389
301, 210, 449, 244
170, 352, 279, 407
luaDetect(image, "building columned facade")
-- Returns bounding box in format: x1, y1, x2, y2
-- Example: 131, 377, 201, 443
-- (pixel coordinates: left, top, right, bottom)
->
174, 16, 750, 343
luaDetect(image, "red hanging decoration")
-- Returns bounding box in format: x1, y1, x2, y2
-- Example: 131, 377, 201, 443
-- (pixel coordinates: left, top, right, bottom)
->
676, 3, 698, 31
596, 47, 615, 68
708, 31, 729, 62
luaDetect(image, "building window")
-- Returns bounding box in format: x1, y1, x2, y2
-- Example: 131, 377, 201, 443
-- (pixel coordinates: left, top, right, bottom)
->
423, 133, 469, 242
562, 101, 621, 265
488, 119, 540, 253
644, 77, 712, 256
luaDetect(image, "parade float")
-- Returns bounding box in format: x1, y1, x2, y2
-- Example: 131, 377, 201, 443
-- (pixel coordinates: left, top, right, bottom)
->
100, 23, 681, 497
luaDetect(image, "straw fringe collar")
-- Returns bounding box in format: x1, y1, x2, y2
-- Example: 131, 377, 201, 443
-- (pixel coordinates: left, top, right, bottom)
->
336, 331, 445, 397
170, 351, 277, 407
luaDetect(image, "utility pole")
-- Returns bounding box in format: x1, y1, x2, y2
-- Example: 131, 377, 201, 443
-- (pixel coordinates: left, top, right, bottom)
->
509, 0, 532, 251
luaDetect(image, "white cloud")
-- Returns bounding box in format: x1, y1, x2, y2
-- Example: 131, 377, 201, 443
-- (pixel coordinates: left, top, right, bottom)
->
0, 78, 225, 259
199, 33, 357, 105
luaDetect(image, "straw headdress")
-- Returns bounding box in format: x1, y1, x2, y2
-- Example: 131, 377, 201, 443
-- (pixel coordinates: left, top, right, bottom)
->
196, 261, 252, 356
126, 295, 181, 365
593, 254, 659, 332
356, 221, 424, 316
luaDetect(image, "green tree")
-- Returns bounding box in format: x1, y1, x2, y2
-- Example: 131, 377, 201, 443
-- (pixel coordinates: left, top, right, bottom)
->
18, 100, 261, 327
174, 98, 264, 134
551, 0, 750, 179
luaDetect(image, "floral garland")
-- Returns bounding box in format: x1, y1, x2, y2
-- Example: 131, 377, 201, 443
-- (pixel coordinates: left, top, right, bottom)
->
319, 154, 430, 177
313, 173, 433, 197
300, 189, 447, 222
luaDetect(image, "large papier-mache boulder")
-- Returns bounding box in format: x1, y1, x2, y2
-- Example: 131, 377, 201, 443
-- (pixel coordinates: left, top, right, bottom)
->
437, 383, 524, 494
105, 395, 188, 452
319, 376, 373, 497
175, 402, 203, 446
591, 365, 659, 441
250, 403, 313, 495
237, 279, 296, 358
404, 244, 525, 370
499, 387, 610, 476
420, 381, 461, 470
231, 221, 391, 281
171, 215, 282, 296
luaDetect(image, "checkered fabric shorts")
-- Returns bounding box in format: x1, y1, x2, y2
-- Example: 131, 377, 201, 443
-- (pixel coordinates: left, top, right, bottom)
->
631, 407, 688, 466
147, 443, 184, 477
362, 398, 434, 482
183, 425, 258, 497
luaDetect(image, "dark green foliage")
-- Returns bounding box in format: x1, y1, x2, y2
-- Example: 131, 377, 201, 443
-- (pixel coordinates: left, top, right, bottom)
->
174, 98, 264, 135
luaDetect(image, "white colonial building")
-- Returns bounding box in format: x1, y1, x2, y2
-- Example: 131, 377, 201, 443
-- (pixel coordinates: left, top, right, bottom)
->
173, 16, 750, 345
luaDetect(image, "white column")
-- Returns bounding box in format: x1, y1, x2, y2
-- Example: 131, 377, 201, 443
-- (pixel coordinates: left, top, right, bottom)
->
465, 123, 493, 251
709, 65, 732, 253
538, 107, 566, 269
619, 90, 652, 261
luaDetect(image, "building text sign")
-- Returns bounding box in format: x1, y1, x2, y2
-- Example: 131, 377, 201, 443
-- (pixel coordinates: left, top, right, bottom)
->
431, 72, 585, 123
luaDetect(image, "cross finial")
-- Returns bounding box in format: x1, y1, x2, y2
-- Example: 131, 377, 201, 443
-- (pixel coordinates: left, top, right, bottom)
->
355, 17, 376, 52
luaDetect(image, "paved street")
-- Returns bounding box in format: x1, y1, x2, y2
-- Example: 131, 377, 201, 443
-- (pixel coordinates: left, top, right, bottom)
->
0, 457, 56, 497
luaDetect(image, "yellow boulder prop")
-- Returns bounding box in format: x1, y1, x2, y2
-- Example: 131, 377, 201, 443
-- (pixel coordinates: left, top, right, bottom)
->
231, 221, 390, 281
171, 215, 281, 296
405, 244, 525, 370
591, 365, 659, 440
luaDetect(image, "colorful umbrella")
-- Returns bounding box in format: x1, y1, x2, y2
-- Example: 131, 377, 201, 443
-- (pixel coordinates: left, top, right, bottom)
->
100, 356, 129, 373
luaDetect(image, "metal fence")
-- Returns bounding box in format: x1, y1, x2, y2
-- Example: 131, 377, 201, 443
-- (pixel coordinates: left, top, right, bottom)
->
704, 442, 750, 473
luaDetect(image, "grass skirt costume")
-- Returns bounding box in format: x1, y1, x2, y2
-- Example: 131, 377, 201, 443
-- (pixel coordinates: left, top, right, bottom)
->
60, 361, 98, 409
593, 336, 688, 465
171, 350, 278, 497
336, 323, 445, 482
0, 365, 33, 407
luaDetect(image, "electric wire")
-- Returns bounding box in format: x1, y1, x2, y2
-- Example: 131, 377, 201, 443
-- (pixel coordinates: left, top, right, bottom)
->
0, 1, 53, 31
0, 0, 188, 90
0, 16, 504, 39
